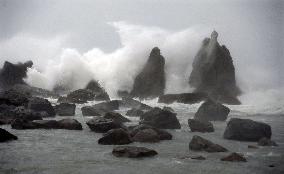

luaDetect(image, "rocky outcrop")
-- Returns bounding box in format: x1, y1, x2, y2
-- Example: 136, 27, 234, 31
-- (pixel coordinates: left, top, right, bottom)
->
11, 84, 59, 98
188, 119, 214, 133
112, 146, 158, 158
85, 80, 110, 101
258, 137, 278, 146
0, 128, 18, 142
104, 112, 130, 123
140, 107, 181, 129
86, 117, 124, 133
66, 89, 96, 104
28, 97, 56, 117
54, 103, 76, 116
189, 135, 228, 152
221, 153, 247, 162
126, 108, 144, 117
194, 99, 230, 121
98, 128, 132, 145
130, 47, 165, 99
0, 60, 33, 89
188, 31, 241, 104
223, 118, 272, 141
158, 93, 207, 104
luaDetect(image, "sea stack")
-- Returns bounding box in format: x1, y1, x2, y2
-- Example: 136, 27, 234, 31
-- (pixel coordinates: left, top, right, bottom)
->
189, 31, 241, 104
130, 47, 165, 99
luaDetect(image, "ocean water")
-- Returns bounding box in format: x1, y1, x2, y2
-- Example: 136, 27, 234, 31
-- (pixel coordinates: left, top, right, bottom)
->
0, 99, 284, 174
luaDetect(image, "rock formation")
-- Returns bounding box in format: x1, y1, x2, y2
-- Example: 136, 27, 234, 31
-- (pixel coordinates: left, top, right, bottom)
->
130, 47, 165, 99
189, 31, 241, 104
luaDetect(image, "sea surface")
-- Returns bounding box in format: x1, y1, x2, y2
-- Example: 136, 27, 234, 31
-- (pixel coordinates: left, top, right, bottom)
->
0, 99, 284, 174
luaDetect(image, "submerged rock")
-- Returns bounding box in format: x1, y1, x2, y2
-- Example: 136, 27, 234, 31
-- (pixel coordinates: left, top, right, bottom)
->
98, 128, 132, 145
158, 93, 207, 104
130, 47, 165, 99
188, 119, 214, 133
221, 153, 247, 162
28, 97, 56, 117
140, 107, 181, 129
54, 103, 76, 116
112, 146, 158, 158
0, 128, 18, 142
188, 31, 241, 104
194, 99, 230, 121
189, 135, 228, 152
86, 117, 124, 133
258, 137, 278, 146
223, 118, 272, 141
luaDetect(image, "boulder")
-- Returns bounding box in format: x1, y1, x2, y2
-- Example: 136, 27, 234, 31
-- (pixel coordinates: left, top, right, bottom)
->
0, 105, 43, 122
119, 97, 152, 110
28, 97, 55, 117
86, 117, 123, 133
130, 47, 165, 99
11, 119, 39, 129
189, 135, 228, 152
129, 124, 172, 141
66, 89, 95, 103
126, 108, 144, 117
162, 106, 175, 113
258, 137, 278, 146
0, 128, 18, 142
194, 99, 230, 121
104, 112, 130, 123
221, 153, 247, 162
112, 146, 158, 158
0, 60, 33, 89
140, 107, 181, 129
54, 103, 76, 116
158, 93, 207, 104
81, 106, 102, 116
223, 118, 272, 141
188, 31, 241, 104
57, 119, 82, 130
188, 119, 214, 133
85, 80, 110, 101
132, 128, 160, 143
0, 89, 30, 106
98, 128, 132, 145
32, 120, 61, 129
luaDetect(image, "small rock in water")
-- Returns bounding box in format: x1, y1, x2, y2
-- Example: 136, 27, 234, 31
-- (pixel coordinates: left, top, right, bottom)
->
189, 135, 228, 152
258, 137, 278, 146
112, 146, 158, 158
86, 117, 123, 133
98, 128, 132, 145
248, 145, 258, 149
0, 128, 18, 142
54, 103, 76, 116
188, 119, 214, 133
190, 155, 206, 160
81, 106, 102, 116
132, 128, 160, 143
221, 152, 247, 162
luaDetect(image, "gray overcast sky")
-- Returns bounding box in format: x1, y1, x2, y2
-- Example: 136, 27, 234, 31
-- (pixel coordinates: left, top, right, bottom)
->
0, 0, 283, 87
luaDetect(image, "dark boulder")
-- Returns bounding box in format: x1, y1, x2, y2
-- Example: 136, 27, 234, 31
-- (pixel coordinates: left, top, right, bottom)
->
0, 105, 43, 122
162, 106, 175, 113
28, 97, 56, 117
54, 103, 76, 116
112, 146, 158, 158
81, 106, 102, 116
11, 119, 39, 129
86, 117, 123, 133
258, 137, 278, 146
118, 97, 152, 110
66, 89, 96, 104
104, 112, 130, 123
221, 153, 247, 162
188, 31, 241, 104
85, 80, 110, 101
0, 89, 30, 106
223, 118, 272, 141
188, 119, 214, 133
98, 128, 132, 145
92, 100, 120, 112
129, 124, 172, 141
140, 107, 181, 129
126, 108, 144, 117
0, 128, 18, 142
0, 60, 33, 89
158, 93, 207, 104
32, 120, 61, 129
194, 99, 230, 121
57, 119, 82, 130
130, 47, 165, 99
132, 128, 160, 143
189, 135, 228, 152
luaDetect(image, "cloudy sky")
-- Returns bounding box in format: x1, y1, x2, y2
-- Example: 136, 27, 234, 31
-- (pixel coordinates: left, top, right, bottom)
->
0, 0, 283, 91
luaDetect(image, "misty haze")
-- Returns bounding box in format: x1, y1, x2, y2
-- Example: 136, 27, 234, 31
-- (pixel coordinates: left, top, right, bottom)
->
0, 0, 283, 174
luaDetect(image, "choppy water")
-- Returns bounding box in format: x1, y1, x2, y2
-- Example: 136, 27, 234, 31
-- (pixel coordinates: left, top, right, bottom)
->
1, 99, 284, 174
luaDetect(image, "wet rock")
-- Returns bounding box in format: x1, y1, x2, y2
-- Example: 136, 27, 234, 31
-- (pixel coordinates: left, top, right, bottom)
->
32, 120, 61, 129
85, 80, 110, 101
248, 145, 258, 149
0, 89, 30, 106
223, 118, 272, 141
104, 112, 130, 123
0, 128, 18, 142
129, 124, 172, 141
188, 31, 241, 104
132, 128, 160, 143
93, 100, 120, 111
28, 97, 55, 117
130, 47, 165, 99
221, 152, 247, 162
66, 89, 96, 103
57, 118, 82, 130
126, 108, 144, 117
54, 103, 76, 116
119, 97, 152, 110
188, 119, 214, 133
140, 107, 181, 129
81, 106, 102, 116
98, 128, 132, 145
11, 119, 39, 129
112, 146, 158, 158
0, 105, 43, 122
194, 99, 230, 121
258, 137, 278, 146
86, 117, 123, 133
158, 93, 207, 104
189, 135, 228, 152
162, 106, 175, 113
